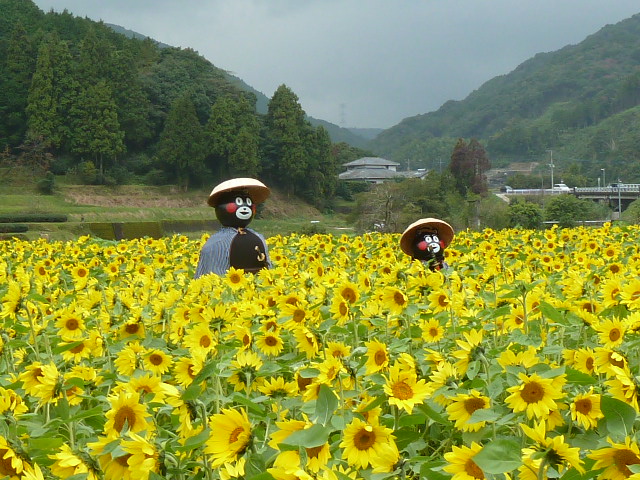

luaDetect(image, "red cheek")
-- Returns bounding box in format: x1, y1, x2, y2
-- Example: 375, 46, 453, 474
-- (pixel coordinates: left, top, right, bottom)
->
252, 205, 256, 214
417, 241, 428, 251
225, 204, 237, 213
440, 241, 445, 249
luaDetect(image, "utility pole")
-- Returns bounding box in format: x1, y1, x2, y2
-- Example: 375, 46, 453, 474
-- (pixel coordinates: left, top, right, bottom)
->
547, 150, 554, 189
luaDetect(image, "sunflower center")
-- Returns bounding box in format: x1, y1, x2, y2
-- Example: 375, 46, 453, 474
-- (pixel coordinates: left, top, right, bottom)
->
609, 328, 621, 342
393, 291, 406, 306
265, 336, 278, 346
66, 318, 80, 330
609, 353, 625, 368
187, 365, 196, 378
115, 454, 133, 467
521, 381, 544, 403
438, 295, 449, 307
464, 459, 484, 479
306, 446, 324, 458
464, 397, 486, 415
70, 342, 85, 354
613, 449, 640, 476
429, 327, 440, 337
125, 323, 141, 334
582, 302, 595, 313
200, 335, 212, 348
391, 381, 414, 400
339, 302, 348, 316
354, 427, 376, 450
114, 406, 137, 432
374, 350, 387, 366
297, 376, 312, 390
149, 354, 163, 366
342, 288, 357, 303
293, 309, 306, 323
574, 398, 592, 415
229, 426, 245, 444
229, 274, 242, 284
585, 357, 594, 371
0, 448, 19, 476
77, 268, 88, 278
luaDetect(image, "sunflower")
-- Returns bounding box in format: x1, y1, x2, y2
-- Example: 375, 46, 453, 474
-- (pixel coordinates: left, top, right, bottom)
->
324, 341, 351, 359
340, 418, 398, 471
225, 267, 248, 290
381, 286, 408, 315
103, 391, 152, 438
329, 295, 351, 324
571, 347, 597, 375
0, 435, 26, 478
335, 280, 360, 305
364, 339, 389, 375
443, 442, 485, 480
119, 372, 179, 404
452, 328, 485, 375
425, 361, 460, 406
383, 363, 429, 414
228, 350, 264, 392
114, 342, 146, 377
570, 388, 603, 430
0, 387, 28, 416
55, 309, 86, 338
257, 377, 297, 398
427, 288, 451, 313
120, 432, 159, 480
620, 277, 640, 309
23, 362, 60, 404
520, 421, 584, 475
595, 318, 627, 348
589, 437, 640, 480
269, 418, 331, 473
594, 348, 629, 377
143, 349, 173, 376
420, 318, 444, 343
255, 331, 284, 356
605, 367, 640, 411
88, 435, 133, 480
49, 444, 99, 480
446, 390, 491, 432
183, 322, 218, 356
505, 372, 565, 419
293, 327, 321, 359
497, 346, 540, 370
204, 408, 251, 468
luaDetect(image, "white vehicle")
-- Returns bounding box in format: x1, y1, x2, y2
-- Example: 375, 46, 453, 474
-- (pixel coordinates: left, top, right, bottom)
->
552, 183, 571, 192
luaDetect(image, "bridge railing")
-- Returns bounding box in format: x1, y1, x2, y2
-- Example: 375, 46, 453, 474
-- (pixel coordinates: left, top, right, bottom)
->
574, 185, 640, 194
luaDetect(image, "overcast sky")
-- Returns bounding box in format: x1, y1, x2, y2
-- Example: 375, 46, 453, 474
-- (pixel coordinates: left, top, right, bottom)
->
31, 0, 640, 129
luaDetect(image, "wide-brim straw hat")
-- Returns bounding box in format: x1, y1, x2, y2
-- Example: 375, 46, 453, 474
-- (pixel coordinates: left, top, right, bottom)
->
399, 218, 455, 256
207, 178, 270, 207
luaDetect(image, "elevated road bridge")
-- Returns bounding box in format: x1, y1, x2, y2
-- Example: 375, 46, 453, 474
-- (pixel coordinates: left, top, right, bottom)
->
503, 185, 640, 212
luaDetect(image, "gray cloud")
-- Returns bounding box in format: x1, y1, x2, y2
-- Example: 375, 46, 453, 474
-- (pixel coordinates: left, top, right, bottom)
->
32, 0, 640, 128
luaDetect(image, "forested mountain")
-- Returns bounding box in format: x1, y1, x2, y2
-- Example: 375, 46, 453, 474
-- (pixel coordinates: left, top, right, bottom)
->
106, 22, 369, 148
0, 0, 372, 210
370, 13, 640, 184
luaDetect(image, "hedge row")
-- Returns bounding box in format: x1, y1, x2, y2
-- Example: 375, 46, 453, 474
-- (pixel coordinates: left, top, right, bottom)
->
0, 224, 29, 233
0, 213, 68, 223
88, 219, 218, 240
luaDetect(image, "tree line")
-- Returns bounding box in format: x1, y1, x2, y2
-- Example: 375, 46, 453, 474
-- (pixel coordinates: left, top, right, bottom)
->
0, 0, 368, 210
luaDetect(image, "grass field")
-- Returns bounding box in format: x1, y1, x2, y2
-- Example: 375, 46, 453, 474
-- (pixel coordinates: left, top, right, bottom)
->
0, 169, 354, 240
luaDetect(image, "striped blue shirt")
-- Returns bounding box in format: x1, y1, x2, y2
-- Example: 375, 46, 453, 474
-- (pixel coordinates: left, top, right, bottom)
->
194, 226, 271, 278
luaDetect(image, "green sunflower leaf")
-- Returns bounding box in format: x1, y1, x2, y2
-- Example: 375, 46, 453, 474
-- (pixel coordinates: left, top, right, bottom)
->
601, 395, 636, 438
279, 423, 330, 448
473, 438, 522, 473
315, 384, 338, 426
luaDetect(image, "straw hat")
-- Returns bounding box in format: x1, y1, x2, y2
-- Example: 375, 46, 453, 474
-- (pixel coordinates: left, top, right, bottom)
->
207, 178, 270, 207
399, 218, 455, 256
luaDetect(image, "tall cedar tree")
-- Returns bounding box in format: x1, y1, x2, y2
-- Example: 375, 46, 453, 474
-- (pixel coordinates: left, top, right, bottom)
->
265, 84, 310, 195
69, 80, 125, 179
26, 33, 78, 151
158, 93, 205, 191
0, 23, 36, 150
204, 94, 260, 179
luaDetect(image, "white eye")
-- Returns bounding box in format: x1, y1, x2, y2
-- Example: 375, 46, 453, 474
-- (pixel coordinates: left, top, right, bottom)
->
432, 235, 440, 242
246, 198, 253, 207
235, 197, 243, 206
424, 235, 433, 243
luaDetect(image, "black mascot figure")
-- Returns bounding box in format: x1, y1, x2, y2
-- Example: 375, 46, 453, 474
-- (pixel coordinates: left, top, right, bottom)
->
400, 218, 455, 271
194, 178, 271, 278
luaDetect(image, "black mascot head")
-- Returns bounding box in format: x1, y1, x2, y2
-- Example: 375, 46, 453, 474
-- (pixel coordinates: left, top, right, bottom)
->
207, 178, 270, 228
400, 218, 455, 271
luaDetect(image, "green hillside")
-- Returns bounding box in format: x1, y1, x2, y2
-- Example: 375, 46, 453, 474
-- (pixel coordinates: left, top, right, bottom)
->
370, 13, 640, 183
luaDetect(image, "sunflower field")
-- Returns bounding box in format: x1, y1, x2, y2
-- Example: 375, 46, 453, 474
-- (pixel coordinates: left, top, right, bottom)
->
1, 223, 640, 480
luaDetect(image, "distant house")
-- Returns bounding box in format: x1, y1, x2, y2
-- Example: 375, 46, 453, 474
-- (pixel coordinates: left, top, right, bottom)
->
339, 157, 428, 184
